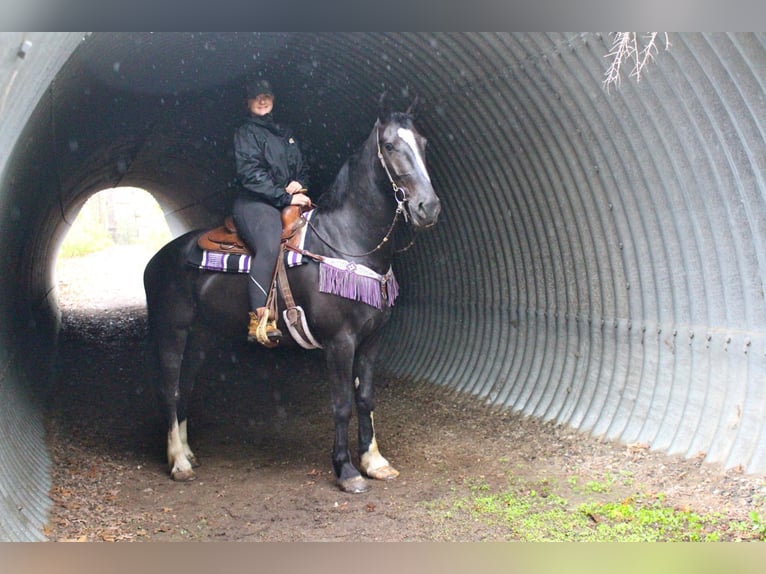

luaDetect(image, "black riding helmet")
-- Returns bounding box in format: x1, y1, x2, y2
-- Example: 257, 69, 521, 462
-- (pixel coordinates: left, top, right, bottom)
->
245, 78, 274, 99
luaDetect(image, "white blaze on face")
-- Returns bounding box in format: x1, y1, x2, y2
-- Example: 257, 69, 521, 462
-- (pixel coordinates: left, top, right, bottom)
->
397, 128, 430, 183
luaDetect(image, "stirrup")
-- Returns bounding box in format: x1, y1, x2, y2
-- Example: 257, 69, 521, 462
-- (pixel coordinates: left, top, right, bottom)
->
249, 309, 281, 348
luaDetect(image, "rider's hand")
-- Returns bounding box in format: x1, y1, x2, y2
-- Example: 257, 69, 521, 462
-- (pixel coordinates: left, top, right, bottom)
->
290, 193, 312, 208
285, 181, 304, 195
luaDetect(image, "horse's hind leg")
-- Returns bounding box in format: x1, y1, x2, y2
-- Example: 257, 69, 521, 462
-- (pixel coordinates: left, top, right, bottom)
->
156, 327, 208, 481
354, 337, 399, 481
166, 418, 195, 481
174, 330, 213, 470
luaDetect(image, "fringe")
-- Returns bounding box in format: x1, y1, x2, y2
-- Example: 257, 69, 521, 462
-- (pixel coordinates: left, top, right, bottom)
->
319, 260, 399, 309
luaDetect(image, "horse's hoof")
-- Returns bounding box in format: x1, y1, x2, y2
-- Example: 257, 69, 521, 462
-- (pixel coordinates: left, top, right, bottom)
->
365, 465, 400, 481
338, 475, 371, 494
171, 468, 197, 482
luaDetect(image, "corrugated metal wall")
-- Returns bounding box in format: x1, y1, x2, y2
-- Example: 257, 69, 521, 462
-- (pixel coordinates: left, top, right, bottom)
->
1, 32, 765, 541
0, 32, 84, 542
383, 33, 766, 473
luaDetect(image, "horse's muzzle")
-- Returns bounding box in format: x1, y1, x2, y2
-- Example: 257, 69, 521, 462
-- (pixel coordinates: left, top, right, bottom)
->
410, 196, 441, 229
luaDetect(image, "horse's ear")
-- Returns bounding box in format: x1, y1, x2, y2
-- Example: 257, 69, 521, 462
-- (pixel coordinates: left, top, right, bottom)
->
378, 91, 392, 122
406, 94, 420, 117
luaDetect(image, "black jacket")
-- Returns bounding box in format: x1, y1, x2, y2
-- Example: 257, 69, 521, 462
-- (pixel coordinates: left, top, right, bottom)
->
234, 113, 309, 209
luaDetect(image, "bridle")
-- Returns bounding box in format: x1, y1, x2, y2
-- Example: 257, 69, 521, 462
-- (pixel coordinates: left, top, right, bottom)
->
375, 126, 411, 224
306, 125, 417, 258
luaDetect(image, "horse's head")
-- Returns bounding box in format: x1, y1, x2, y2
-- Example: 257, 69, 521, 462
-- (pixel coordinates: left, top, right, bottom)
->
376, 96, 441, 229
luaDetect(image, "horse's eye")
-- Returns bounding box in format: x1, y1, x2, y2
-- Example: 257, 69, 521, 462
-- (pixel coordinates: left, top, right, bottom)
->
384, 143, 395, 152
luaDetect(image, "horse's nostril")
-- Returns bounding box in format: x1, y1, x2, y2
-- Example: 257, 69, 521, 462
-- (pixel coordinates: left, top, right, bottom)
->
420, 199, 441, 216
414, 199, 441, 226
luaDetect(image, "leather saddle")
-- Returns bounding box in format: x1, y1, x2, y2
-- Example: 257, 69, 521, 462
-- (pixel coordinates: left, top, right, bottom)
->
197, 206, 309, 255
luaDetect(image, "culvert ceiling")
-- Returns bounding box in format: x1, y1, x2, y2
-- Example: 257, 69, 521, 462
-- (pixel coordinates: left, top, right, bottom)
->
1, 32, 765, 541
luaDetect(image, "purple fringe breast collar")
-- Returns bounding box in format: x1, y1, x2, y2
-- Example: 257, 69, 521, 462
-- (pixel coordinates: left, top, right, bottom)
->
318, 257, 399, 309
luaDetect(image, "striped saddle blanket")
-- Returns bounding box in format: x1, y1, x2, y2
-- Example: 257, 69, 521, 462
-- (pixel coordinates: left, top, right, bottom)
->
186, 210, 315, 273
185, 209, 398, 310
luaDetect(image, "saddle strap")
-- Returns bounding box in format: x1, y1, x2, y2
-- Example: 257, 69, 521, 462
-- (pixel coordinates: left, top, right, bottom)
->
274, 244, 322, 348
276, 244, 297, 310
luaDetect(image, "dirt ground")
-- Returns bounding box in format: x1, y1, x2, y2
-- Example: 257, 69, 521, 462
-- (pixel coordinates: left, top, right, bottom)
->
45, 246, 766, 541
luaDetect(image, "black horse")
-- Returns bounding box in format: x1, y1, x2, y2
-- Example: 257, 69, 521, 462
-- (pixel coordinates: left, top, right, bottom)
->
143, 98, 440, 493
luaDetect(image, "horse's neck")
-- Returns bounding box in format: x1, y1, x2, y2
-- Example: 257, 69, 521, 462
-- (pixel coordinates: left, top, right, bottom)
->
313, 145, 397, 271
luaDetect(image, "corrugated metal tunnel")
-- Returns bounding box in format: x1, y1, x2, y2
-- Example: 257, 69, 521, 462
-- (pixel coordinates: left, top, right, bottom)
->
1, 32, 765, 541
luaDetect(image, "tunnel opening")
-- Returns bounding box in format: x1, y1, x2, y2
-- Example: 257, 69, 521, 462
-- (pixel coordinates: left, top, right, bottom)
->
54, 186, 171, 312
2, 33, 766, 541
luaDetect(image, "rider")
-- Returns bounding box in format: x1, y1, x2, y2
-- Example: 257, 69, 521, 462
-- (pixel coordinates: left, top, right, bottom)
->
232, 76, 312, 346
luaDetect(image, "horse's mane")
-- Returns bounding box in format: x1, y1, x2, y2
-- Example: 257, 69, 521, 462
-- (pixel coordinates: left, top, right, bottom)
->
317, 111, 415, 212
316, 155, 355, 212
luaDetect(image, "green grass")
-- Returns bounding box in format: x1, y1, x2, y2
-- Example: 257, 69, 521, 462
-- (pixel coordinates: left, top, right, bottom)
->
579, 497, 722, 542
58, 221, 114, 258
425, 474, 766, 542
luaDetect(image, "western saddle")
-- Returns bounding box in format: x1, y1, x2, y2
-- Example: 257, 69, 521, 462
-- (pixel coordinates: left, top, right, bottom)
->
197, 205, 309, 255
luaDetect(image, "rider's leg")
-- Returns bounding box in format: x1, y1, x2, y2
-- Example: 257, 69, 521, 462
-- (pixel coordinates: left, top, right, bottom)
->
232, 197, 283, 345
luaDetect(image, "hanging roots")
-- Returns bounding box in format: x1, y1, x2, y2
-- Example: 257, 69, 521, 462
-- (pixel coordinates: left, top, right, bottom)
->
603, 32, 671, 90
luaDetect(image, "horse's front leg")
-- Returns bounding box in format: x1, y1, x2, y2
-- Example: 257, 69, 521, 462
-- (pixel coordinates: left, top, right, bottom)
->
355, 337, 399, 481
326, 337, 370, 494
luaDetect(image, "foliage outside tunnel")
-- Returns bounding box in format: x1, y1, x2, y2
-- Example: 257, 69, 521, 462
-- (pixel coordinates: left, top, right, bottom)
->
58, 187, 171, 259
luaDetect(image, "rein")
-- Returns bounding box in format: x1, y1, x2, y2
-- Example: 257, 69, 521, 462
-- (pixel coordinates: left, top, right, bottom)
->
306, 126, 416, 259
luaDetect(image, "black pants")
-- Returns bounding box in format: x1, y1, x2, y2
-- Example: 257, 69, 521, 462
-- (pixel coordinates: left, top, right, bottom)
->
232, 196, 282, 310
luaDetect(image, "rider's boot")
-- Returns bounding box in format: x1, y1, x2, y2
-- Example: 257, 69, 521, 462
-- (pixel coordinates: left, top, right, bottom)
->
248, 307, 281, 347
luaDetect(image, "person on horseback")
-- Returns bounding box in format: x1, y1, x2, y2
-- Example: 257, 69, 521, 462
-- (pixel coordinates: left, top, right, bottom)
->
232, 77, 312, 346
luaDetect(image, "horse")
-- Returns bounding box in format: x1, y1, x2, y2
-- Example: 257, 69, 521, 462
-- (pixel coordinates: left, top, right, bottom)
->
143, 97, 441, 493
